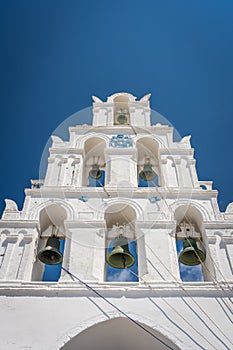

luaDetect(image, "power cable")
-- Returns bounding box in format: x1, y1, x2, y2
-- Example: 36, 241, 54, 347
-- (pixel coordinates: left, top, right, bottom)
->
150, 179, 233, 295
62, 231, 233, 349
96, 178, 111, 197
130, 125, 137, 136
101, 168, 233, 345
183, 234, 233, 295
66, 125, 233, 346
61, 267, 175, 350
176, 217, 233, 298
196, 234, 233, 292
144, 243, 233, 348
127, 270, 221, 350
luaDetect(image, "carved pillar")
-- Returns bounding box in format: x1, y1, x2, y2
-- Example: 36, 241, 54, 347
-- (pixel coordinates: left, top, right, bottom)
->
0, 235, 17, 279
43, 157, 55, 186
159, 158, 168, 187
168, 230, 181, 281
57, 158, 68, 186
177, 157, 195, 188
189, 158, 199, 187
225, 240, 233, 278
161, 156, 178, 187
206, 235, 219, 281
71, 159, 81, 186
219, 237, 233, 281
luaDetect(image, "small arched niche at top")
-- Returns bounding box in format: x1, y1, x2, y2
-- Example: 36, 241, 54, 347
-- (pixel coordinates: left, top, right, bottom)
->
83, 137, 106, 187
113, 95, 130, 126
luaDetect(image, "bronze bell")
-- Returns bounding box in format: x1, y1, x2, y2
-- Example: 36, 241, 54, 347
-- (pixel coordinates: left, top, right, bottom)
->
38, 237, 63, 265
139, 163, 156, 181
179, 237, 206, 266
89, 164, 102, 179
117, 113, 128, 124
107, 236, 135, 269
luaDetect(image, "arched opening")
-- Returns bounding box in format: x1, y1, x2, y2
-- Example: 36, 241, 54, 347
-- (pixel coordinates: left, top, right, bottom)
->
60, 317, 181, 350
104, 204, 138, 282
83, 137, 106, 187
174, 205, 212, 282
32, 204, 67, 282
136, 137, 159, 187
113, 95, 130, 125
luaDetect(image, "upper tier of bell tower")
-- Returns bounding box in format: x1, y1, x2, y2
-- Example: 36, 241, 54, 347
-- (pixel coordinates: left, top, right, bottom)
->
92, 92, 151, 127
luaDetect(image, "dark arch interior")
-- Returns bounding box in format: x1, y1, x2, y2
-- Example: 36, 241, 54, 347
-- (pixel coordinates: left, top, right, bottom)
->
60, 317, 180, 350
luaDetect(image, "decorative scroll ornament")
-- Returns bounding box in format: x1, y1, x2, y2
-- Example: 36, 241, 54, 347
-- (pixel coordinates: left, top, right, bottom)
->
109, 134, 133, 148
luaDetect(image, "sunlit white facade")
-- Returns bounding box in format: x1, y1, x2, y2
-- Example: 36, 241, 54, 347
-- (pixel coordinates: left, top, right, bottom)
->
0, 92, 232, 350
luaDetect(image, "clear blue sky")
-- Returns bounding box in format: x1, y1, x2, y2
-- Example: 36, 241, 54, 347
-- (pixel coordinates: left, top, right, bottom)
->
1, 0, 233, 217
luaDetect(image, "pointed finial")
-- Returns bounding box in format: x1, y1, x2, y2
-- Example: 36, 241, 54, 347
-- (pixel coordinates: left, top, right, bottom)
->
92, 96, 103, 103
4, 199, 19, 211
180, 135, 191, 145
139, 93, 151, 102
51, 135, 63, 144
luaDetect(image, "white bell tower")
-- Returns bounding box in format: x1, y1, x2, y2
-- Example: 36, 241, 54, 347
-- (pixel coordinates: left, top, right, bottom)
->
0, 92, 232, 350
